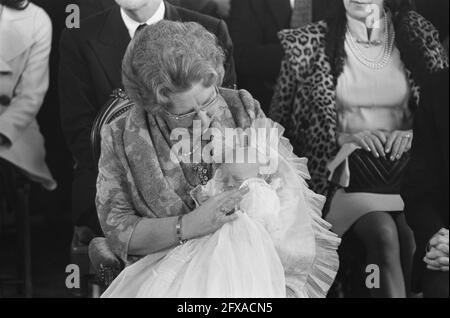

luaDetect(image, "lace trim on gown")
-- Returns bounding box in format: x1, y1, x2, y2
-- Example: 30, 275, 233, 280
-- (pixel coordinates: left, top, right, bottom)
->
258, 119, 341, 298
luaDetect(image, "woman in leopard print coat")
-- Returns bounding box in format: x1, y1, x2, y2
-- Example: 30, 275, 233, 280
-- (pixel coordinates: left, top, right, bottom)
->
270, 0, 448, 297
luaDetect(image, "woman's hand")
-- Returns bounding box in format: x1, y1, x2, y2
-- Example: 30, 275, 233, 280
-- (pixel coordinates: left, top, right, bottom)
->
338, 130, 387, 158
385, 130, 413, 161
182, 187, 249, 239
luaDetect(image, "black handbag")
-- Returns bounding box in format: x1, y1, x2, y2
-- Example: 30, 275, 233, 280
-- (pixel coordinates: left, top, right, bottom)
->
346, 149, 410, 194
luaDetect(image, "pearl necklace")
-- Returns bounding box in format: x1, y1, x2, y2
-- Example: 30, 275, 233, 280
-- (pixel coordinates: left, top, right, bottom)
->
345, 13, 395, 70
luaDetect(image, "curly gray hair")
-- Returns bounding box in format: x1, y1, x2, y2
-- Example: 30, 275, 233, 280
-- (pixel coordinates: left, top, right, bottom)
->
122, 20, 225, 111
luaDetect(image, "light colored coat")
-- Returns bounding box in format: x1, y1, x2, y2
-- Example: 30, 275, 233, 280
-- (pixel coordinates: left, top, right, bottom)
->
0, 3, 56, 190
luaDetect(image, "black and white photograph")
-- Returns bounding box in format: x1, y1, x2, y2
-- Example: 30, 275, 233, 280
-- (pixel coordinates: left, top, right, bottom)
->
0, 0, 448, 301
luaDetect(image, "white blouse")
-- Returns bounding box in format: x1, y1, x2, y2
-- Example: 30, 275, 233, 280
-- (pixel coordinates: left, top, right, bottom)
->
336, 14, 412, 134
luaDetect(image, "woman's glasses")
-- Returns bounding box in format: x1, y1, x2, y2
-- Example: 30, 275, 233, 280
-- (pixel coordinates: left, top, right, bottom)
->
198, 86, 220, 112
164, 87, 220, 121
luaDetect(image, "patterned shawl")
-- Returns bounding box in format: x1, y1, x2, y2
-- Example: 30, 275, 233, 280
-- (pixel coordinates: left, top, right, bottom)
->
96, 88, 264, 263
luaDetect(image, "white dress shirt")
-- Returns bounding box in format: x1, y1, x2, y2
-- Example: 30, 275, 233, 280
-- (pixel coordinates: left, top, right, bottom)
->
120, 1, 166, 39
290, 0, 295, 9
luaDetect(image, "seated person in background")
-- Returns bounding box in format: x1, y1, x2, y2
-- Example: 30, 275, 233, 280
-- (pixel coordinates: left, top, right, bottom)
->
0, 0, 56, 191
97, 21, 340, 298
59, 0, 236, 237
402, 69, 449, 298
228, 0, 330, 113
270, 0, 448, 297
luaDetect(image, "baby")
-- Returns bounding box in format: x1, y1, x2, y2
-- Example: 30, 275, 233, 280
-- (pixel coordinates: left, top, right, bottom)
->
193, 155, 282, 234
130, 149, 288, 297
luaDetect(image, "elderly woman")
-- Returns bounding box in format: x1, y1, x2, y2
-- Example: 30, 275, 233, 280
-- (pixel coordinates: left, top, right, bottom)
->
270, 0, 448, 297
96, 20, 340, 298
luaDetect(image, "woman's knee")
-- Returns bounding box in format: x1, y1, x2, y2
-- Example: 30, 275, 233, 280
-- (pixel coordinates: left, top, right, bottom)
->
374, 225, 401, 256
354, 212, 401, 260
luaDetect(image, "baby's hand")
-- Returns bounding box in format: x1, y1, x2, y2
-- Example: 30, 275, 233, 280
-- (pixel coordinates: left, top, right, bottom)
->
190, 185, 212, 207
198, 192, 211, 205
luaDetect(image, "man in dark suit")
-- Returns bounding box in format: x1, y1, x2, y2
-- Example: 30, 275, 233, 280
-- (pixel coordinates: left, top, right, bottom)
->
174, 0, 232, 19
77, 0, 118, 19
402, 69, 449, 298
228, 0, 329, 113
59, 0, 236, 236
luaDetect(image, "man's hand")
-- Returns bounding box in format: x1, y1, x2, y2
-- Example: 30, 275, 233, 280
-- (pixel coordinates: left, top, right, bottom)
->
425, 229, 449, 272
430, 229, 449, 253
213, 0, 231, 19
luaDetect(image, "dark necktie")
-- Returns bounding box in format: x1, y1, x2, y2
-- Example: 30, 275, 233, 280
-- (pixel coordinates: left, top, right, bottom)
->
291, 0, 313, 29
135, 23, 148, 37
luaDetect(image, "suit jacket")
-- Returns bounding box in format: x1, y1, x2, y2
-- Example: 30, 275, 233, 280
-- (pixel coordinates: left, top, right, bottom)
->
77, 0, 117, 19
76, 0, 223, 19
0, 3, 56, 190
59, 1, 236, 227
174, 0, 219, 18
228, 0, 330, 113
402, 69, 449, 246
401, 69, 449, 291
32, 0, 75, 175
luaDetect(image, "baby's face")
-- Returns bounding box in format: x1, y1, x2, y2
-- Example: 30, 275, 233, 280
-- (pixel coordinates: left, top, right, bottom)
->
222, 162, 260, 190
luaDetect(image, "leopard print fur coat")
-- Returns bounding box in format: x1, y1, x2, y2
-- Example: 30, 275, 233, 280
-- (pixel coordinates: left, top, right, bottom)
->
270, 11, 448, 196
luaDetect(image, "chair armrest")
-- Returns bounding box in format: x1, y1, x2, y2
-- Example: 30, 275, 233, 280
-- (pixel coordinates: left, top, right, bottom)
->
88, 238, 123, 287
